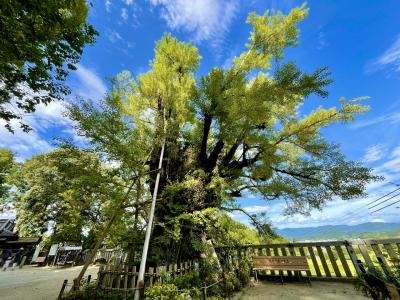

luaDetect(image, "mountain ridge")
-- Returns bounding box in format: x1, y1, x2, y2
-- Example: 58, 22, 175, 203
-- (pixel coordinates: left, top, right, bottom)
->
276, 222, 400, 241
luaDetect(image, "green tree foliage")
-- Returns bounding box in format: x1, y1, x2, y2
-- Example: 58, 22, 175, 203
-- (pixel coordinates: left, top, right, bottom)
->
0, 0, 98, 132
0, 148, 15, 202
7, 147, 128, 244
69, 5, 380, 261
203, 211, 284, 246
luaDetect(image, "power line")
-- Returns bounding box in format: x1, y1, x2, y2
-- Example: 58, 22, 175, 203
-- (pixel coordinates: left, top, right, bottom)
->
370, 199, 400, 214
340, 205, 371, 221
339, 184, 400, 221
368, 191, 400, 209
367, 187, 400, 206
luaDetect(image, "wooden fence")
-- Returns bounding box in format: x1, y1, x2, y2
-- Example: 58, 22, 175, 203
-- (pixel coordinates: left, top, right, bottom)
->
82, 248, 128, 265
216, 238, 400, 280
91, 238, 399, 293
97, 260, 197, 291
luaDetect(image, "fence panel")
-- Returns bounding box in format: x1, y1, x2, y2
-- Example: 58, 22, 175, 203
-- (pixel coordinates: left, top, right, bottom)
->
94, 238, 399, 293
215, 238, 400, 281
97, 260, 197, 292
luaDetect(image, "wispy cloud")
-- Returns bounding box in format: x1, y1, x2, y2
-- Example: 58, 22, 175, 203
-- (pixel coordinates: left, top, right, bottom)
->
149, 0, 239, 49
351, 111, 400, 129
0, 100, 88, 160
106, 29, 123, 43
0, 64, 104, 160
366, 35, 400, 73
123, 0, 134, 5
105, 0, 112, 12
0, 102, 70, 160
363, 144, 386, 163
317, 31, 328, 50
121, 8, 128, 20
231, 145, 400, 229
74, 64, 107, 100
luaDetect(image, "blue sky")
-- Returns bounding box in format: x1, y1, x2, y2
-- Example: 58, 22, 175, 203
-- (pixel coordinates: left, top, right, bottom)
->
1, 0, 400, 228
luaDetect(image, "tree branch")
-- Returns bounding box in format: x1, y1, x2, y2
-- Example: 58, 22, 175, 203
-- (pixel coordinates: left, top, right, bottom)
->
205, 140, 224, 173
271, 167, 339, 195
199, 114, 212, 168
222, 142, 239, 167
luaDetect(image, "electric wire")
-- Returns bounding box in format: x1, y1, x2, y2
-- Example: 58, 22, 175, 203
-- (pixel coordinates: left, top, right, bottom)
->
370, 198, 400, 214
368, 191, 400, 209
367, 187, 400, 206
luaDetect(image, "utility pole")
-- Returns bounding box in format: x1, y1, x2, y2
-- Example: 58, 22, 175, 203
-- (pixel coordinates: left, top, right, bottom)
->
134, 137, 165, 300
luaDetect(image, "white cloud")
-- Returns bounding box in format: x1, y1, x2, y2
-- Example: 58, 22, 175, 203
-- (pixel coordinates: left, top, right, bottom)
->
363, 144, 386, 163
317, 31, 328, 50
0, 100, 89, 160
351, 111, 400, 129
105, 0, 112, 12
149, 0, 238, 47
121, 8, 128, 20
74, 64, 107, 100
231, 145, 400, 229
375, 36, 400, 68
106, 30, 123, 43
367, 35, 400, 73
0, 63, 106, 160
123, 0, 134, 5
242, 205, 270, 214
0, 111, 56, 160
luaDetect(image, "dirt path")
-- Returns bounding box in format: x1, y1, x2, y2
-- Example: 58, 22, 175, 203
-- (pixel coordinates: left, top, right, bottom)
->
0, 265, 99, 300
239, 280, 368, 300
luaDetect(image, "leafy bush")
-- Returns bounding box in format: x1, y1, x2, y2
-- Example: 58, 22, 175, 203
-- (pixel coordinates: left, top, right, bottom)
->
355, 265, 400, 300
144, 284, 189, 300
62, 284, 135, 300
172, 270, 202, 290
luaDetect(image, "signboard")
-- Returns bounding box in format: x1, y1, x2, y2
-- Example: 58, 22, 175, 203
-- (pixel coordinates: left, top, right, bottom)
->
48, 244, 58, 256
31, 245, 41, 263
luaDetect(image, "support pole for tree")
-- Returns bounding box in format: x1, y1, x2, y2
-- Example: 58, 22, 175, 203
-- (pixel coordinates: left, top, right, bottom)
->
134, 140, 165, 300
71, 178, 138, 290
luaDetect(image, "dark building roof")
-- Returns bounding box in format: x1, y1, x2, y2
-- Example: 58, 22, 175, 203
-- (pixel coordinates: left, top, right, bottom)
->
0, 219, 40, 248
0, 219, 18, 240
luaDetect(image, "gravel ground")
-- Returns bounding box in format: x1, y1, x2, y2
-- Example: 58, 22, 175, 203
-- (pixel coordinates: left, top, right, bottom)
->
0, 265, 99, 300
239, 280, 368, 300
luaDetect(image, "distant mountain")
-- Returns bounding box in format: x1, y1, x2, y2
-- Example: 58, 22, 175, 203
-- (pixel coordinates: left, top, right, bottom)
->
277, 222, 400, 241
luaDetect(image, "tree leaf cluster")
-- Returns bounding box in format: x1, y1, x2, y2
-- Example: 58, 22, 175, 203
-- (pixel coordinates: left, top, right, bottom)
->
0, 0, 98, 132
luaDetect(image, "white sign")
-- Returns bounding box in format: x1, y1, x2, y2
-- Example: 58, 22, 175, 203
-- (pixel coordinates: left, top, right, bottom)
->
31, 245, 41, 263
48, 244, 58, 256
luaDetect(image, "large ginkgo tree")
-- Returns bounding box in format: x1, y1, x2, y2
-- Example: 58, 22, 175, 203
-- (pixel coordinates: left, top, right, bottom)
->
69, 5, 380, 262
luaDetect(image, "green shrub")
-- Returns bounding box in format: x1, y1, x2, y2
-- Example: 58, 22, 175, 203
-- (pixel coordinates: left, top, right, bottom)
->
62, 284, 135, 300
236, 260, 251, 288
144, 284, 189, 300
172, 270, 202, 290
355, 265, 400, 300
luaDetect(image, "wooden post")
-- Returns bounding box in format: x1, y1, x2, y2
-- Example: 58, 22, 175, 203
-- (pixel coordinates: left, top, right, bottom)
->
19, 256, 27, 269
123, 265, 129, 289
139, 280, 145, 299
149, 267, 154, 286
57, 279, 68, 300
316, 246, 331, 277
344, 241, 362, 276
307, 246, 322, 277
326, 246, 341, 277
335, 245, 352, 277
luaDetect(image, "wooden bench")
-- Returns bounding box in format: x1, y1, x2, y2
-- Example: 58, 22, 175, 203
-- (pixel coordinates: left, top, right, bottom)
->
253, 256, 311, 284
34, 256, 46, 266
